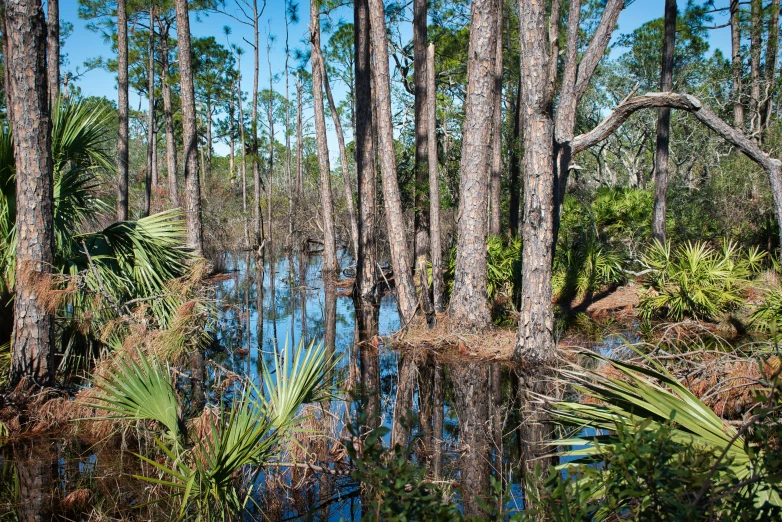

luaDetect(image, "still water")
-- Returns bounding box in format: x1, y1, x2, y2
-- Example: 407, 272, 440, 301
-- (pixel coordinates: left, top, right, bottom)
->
1, 251, 527, 520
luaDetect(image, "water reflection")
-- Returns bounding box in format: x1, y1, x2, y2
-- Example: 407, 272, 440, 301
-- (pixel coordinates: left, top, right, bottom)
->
3, 250, 535, 520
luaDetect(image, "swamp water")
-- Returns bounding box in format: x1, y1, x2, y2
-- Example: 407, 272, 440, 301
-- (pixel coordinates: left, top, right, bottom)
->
1, 251, 544, 520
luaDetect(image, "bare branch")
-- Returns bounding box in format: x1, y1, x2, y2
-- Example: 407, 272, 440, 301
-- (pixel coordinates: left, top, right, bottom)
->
573, 0, 624, 100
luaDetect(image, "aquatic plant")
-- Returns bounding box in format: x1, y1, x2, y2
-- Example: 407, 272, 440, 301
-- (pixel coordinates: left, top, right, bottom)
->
85, 339, 337, 521
638, 240, 763, 320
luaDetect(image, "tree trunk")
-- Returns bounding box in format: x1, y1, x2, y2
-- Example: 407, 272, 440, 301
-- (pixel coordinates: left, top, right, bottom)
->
391, 353, 417, 447
310, 0, 339, 276
322, 59, 360, 259
762, 0, 780, 130
515, 0, 556, 363
651, 0, 676, 244
451, 364, 491, 516
731, 0, 744, 127
266, 38, 274, 255
427, 43, 444, 313
508, 75, 521, 237
175, 0, 203, 255
296, 74, 304, 196
284, 21, 294, 246
6, 0, 55, 387
46, 0, 58, 109
144, 7, 155, 218
368, 0, 418, 323
750, 0, 762, 136
489, 1, 503, 237
355, 0, 377, 301
252, 1, 261, 248
117, 0, 129, 221
355, 296, 381, 430
159, 17, 178, 208
449, 0, 497, 329
413, 0, 430, 267
206, 102, 213, 198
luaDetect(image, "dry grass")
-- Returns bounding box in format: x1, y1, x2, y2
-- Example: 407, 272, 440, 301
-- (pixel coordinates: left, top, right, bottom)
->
392, 314, 518, 360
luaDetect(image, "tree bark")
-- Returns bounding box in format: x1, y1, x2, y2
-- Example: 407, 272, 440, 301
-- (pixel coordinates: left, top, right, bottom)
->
355, 0, 377, 301
451, 364, 491, 515
238, 58, 247, 217
310, 0, 339, 276
508, 75, 521, 237
449, 0, 498, 329
266, 37, 274, 255
46, 0, 58, 109
322, 59, 359, 259
516, 0, 556, 363
750, 0, 762, 136
427, 43, 444, 314
296, 73, 304, 196
762, 0, 780, 129
252, 0, 262, 248
730, 0, 744, 127
6, 0, 55, 387
413, 0, 430, 267
368, 0, 418, 323
489, 0, 503, 237
175, 0, 203, 255
652, 0, 676, 244
144, 6, 155, 218
159, 17, 178, 207
391, 353, 417, 447
117, 0, 129, 221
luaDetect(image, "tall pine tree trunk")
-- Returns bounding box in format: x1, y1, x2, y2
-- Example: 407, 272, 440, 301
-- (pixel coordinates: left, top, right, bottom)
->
750, 0, 762, 137
6, 0, 55, 387
117, 0, 129, 221
427, 43, 444, 313
252, 0, 262, 248
175, 0, 203, 255
159, 17, 178, 207
508, 75, 521, 237
355, 0, 377, 301
144, 8, 155, 218
731, 0, 744, 127
651, 0, 676, 244
762, 0, 780, 130
413, 0, 429, 266
323, 61, 360, 259
489, 1, 503, 237
449, 0, 498, 329
310, 0, 339, 276
46, 0, 58, 108
368, 0, 418, 322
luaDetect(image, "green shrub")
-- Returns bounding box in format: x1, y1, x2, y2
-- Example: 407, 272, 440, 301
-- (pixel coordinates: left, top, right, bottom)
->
638, 240, 763, 321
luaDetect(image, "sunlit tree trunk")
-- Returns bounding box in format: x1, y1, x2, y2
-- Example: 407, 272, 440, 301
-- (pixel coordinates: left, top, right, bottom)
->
413, 0, 430, 267
144, 6, 155, 218
652, 0, 676, 243
750, 0, 762, 137
368, 0, 417, 322
762, 0, 780, 130
296, 73, 304, 196
175, 0, 203, 255
310, 0, 339, 276
508, 76, 521, 237
730, 0, 744, 127
46, 0, 58, 109
449, 0, 498, 329
427, 43, 444, 313
354, 0, 377, 302
252, 0, 262, 248
489, 1, 503, 237
117, 0, 129, 221
6, 0, 55, 387
322, 60, 359, 259
266, 36, 274, 254
159, 16, 178, 208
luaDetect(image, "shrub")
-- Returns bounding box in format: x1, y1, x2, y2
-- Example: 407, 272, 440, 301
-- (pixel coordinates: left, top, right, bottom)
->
638, 240, 763, 321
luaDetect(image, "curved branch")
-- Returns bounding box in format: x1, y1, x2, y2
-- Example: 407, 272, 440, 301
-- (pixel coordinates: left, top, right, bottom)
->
572, 92, 781, 174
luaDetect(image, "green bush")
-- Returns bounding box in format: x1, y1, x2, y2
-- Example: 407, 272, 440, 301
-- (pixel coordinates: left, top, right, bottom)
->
638, 240, 763, 321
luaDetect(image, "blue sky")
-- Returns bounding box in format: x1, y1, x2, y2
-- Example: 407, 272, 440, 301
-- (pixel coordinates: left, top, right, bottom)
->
57, 0, 734, 156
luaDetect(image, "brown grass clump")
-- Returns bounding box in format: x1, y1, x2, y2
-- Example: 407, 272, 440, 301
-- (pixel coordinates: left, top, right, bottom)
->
393, 314, 517, 360
60, 488, 93, 512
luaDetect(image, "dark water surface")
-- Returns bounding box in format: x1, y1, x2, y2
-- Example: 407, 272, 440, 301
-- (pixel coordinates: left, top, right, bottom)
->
1, 251, 536, 520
